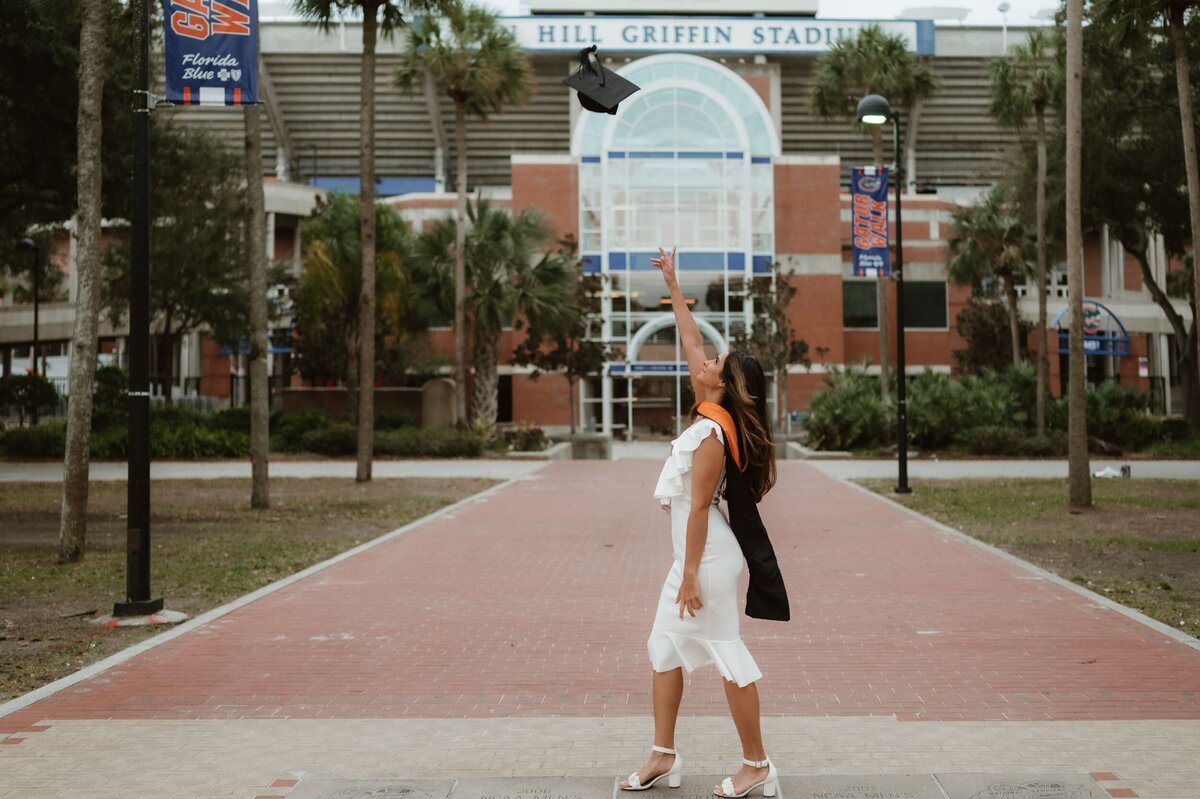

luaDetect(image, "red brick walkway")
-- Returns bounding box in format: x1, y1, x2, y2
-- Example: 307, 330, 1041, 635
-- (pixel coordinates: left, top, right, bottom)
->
4, 461, 1199, 729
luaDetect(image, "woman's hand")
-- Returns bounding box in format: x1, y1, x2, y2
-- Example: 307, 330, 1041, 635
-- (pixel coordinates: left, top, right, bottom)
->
650, 245, 678, 287
676, 572, 703, 619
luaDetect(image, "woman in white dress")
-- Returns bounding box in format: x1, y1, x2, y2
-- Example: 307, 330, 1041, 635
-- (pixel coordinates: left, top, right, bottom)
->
619, 247, 780, 798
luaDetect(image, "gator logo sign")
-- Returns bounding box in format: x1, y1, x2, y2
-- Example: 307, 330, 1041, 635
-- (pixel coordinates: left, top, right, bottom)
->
850, 166, 890, 277
1053, 300, 1130, 357
163, 0, 259, 106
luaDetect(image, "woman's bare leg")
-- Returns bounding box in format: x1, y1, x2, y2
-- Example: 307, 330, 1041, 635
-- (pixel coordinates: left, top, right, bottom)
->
716, 679, 770, 795
619, 668, 683, 789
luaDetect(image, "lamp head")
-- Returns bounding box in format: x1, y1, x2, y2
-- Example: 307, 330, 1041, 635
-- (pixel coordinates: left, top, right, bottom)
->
17, 237, 35, 251
856, 94, 893, 125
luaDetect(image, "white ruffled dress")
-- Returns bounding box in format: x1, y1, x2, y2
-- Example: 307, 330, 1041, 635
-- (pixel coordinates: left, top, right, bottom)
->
648, 418, 763, 688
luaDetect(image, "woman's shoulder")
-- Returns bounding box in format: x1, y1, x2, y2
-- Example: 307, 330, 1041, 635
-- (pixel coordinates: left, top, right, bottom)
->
677, 416, 724, 446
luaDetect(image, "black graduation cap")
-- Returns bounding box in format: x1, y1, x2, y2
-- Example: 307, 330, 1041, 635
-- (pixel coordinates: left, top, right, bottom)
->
562, 45, 640, 115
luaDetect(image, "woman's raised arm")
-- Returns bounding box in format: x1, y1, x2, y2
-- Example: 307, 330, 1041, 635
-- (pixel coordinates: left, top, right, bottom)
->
651, 246, 707, 387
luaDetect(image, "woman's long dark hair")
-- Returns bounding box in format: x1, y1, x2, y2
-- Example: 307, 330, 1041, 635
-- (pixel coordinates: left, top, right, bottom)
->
692, 349, 777, 502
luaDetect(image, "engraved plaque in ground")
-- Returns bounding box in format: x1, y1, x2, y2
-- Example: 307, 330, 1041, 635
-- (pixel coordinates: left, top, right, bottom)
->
287, 778, 456, 799
934, 774, 1104, 799
776, 774, 944, 799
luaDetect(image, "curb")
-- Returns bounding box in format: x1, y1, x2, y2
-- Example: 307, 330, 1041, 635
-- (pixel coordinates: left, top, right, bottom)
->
834, 472, 1200, 653
0, 473, 529, 721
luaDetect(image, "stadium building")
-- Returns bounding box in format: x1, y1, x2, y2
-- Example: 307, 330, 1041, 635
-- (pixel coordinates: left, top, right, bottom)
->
1, 0, 1191, 435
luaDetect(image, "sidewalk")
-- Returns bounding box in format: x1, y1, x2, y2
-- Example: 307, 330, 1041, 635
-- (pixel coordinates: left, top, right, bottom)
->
1, 460, 1198, 798
0, 458, 549, 482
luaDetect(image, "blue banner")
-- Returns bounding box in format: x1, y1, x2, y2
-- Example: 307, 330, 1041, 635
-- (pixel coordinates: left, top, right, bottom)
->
851, 167, 890, 278
164, 0, 259, 107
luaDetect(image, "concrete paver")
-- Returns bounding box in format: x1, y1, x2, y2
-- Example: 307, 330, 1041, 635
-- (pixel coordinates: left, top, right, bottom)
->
2, 459, 1198, 798
803, 458, 1200, 481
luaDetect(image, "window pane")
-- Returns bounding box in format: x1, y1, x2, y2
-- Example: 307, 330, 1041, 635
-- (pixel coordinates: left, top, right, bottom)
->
843, 281, 878, 328
903, 281, 948, 329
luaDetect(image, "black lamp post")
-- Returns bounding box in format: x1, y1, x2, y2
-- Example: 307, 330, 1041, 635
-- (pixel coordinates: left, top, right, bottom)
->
856, 93, 911, 495
16, 237, 39, 378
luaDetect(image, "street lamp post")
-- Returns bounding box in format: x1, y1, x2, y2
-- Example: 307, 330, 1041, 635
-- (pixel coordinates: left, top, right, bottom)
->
856, 94, 912, 495
16, 238, 39, 378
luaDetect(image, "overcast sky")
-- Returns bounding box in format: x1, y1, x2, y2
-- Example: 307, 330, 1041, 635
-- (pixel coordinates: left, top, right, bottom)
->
261, 0, 1060, 27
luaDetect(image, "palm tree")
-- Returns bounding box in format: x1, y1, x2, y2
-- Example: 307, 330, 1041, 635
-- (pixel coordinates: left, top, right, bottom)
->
292, 0, 453, 481
59, 0, 109, 563
946, 189, 1034, 368
1065, 0, 1091, 508
410, 197, 575, 428
990, 28, 1062, 436
812, 24, 938, 401
293, 194, 411, 401
1096, 0, 1200, 431
395, 5, 533, 426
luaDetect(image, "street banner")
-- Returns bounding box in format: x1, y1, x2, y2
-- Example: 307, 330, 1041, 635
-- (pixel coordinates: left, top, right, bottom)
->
163, 0, 259, 106
851, 167, 891, 278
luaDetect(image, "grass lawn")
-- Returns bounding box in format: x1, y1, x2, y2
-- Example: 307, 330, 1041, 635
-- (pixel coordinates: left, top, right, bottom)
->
0, 477, 497, 702
864, 478, 1200, 635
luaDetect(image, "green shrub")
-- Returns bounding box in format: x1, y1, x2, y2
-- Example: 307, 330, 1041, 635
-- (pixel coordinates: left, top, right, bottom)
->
1, 374, 60, 424
299, 422, 356, 455
1017, 431, 1068, 457
1161, 418, 1193, 443
905, 371, 967, 449
375, 412, 417, 430
89, 426, 128, 459
375, 428, 485, 458
0, 421, 66, 458
1086, 382, 1159, 449
806, 368, 891, 451
959, 369, 1027, 429
150, 404, 206, 428
273, 410, 332, 452
153, 425, 249, 458
958, 425, 1024, 456
209, 406, 252, 432
91, 365, 128, 430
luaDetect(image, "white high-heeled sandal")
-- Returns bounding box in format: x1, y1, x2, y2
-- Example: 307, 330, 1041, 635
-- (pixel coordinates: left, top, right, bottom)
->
714, 756, 778, 798
619, 745, 683, 791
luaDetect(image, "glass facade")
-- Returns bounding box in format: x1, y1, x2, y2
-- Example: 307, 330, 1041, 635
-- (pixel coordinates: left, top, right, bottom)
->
573, 54, 780, 435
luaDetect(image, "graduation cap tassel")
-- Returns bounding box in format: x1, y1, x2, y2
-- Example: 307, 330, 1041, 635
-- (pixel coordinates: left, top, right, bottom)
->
563, 46, 640, 115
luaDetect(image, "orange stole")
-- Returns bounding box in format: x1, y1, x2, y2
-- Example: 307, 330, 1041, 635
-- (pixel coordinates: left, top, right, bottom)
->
695, 401, 742, 470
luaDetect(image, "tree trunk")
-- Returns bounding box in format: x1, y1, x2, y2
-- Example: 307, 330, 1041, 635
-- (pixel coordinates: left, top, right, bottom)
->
872, 126, 891, 401
423, 70, 447, 191
471, 323, 498, 428
244, 103, 269, 509
780, 374, 790, 434
905, 96, 923, 194
1065, 0, 1091, 508
1129, 245, 1200, 426
355, 3, 378, 482
1004, 275, 1021, 366
454, 100, 469, 426
1170, 6, 1200, 432
58, 0, 107, 564
1035, 105, 1049, 437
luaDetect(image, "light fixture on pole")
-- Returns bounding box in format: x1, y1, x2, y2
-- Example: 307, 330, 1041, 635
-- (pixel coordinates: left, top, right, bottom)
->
998, 1, 1011, 52
856, 94, 912, 495
16, 237, 39, 378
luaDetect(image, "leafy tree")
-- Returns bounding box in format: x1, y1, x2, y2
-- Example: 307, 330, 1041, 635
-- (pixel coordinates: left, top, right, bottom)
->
395, 4, 533, 426
811, 23, 938, 401
1097, 0, 1200, 397
511, 236, 615, 434
291, 194, 413, 398
101, 123, 249, 403
946, 188, 1034, 367
0, 0, 134, 262
1065, 0, 1091, 507
292, 0, 457, 482
730, 266, 810, 433
954, 297, 1032, 374
1, 374, 59, 427
411, 197, 575, 428
990, 27, 1063, 436
59, 0, 109, 563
